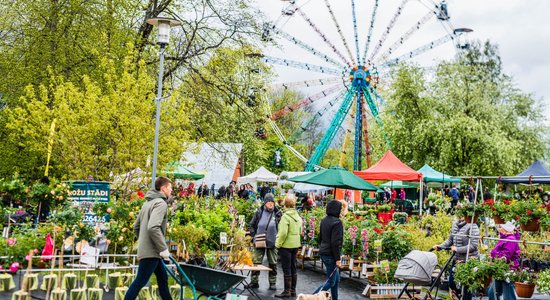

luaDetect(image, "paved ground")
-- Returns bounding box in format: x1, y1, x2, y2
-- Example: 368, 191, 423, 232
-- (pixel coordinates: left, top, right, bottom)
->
2, 263, 549, 299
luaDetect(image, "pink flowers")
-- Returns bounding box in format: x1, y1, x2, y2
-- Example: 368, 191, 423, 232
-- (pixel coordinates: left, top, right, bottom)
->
348, 225, 358, 246
7, 238, 17, 246
307, 216, 316, 240
361, 229, 369, 259
9, 262, 20, 273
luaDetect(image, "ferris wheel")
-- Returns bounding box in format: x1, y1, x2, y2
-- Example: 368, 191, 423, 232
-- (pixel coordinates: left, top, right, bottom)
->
259, 0, 472, 171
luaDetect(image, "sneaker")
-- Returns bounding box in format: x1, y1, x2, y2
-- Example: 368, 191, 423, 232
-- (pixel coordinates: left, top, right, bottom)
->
269, 283, 277, 290
245, 283, 259, 289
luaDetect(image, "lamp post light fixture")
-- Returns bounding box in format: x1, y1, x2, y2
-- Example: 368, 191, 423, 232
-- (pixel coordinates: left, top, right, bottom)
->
146, 17, 181, 189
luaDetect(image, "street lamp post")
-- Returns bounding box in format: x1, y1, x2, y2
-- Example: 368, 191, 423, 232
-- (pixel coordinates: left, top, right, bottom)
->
146, 17, 181, 189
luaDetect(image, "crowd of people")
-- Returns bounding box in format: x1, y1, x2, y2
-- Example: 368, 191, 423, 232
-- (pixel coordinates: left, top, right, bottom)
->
127, 178, 547, 300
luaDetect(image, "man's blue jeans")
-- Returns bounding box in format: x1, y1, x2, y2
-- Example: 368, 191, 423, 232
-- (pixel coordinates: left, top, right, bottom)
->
314, 255, 340, 300
124, 258, 172, 300
488, 280, 517, 300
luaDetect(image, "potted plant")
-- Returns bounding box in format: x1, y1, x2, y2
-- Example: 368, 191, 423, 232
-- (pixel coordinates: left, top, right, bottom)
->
454, 258, 510, 292
509, 198, 544, 231
455, 203, 485, 223
392, 212, 408, 224
512, 268, 538, 298
280, 183, 294, 193
486, 199, 513, 224
538, 268, 550, 295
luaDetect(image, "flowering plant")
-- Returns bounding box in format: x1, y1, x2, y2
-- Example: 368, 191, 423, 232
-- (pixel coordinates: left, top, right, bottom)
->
360, 229, 369, 259
538, 268, 550, 294
455, 202, 485, 218
512, 268, 538, 284
509, 198, 545, 225
454, 258, 510, 292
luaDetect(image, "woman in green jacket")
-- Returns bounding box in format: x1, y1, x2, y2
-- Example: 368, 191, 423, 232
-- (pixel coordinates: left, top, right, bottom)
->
274, 194, 303, 298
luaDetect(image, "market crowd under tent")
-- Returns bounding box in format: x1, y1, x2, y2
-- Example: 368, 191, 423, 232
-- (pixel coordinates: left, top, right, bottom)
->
501, 160, 550, 184
354, 150, 425, 212
237, 166, 278, 190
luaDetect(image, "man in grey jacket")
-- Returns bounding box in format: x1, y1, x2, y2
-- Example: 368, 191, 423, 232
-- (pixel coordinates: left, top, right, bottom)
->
125, 176, 173, 300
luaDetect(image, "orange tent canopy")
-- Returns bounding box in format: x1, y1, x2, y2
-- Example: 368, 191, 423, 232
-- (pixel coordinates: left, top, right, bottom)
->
354, 150, 422, 181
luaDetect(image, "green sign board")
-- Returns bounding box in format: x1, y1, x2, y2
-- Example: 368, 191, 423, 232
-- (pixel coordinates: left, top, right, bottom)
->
68, 181, 110, 223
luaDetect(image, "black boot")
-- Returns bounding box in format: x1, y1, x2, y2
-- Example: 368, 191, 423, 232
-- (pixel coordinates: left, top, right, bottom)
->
274, 276, 292, 298
290, 274, 297, 296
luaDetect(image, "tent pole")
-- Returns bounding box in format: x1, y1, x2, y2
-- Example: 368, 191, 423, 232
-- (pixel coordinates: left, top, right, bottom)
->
419, 178, 423, 215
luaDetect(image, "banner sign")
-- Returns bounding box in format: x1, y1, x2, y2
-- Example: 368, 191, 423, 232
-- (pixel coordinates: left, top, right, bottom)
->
68, 181, 110, 223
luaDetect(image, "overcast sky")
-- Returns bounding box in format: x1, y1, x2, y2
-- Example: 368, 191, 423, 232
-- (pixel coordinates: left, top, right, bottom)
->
253, 0, 550, 122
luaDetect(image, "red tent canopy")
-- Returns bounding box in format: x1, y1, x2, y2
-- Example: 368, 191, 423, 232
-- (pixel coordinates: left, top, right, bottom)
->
354, 150, 423, 181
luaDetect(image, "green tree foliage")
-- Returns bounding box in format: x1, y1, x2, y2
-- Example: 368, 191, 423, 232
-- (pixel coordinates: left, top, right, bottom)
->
0, 0, 263, 179
4, 51, 190, 179
379, 41, 548, 175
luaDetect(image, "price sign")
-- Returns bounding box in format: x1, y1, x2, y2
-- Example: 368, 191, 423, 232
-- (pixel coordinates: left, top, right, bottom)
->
374, 239, 382, 253
380, 260, 390, 273
220, 232, 228, 245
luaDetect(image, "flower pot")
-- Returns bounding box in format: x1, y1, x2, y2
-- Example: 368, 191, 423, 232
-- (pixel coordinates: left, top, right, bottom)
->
465, 215, 479, 223
493, 215, 505, 224
483, 276, 493, 289
521, 219, 540, 232
514, 282, 536, 298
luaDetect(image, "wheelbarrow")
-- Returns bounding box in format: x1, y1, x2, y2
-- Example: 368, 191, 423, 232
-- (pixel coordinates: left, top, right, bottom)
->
164, 257, 247, 300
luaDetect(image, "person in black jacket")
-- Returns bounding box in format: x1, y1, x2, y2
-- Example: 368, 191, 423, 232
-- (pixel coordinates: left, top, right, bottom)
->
314, 200, 344, 300
247, 193, 282, 290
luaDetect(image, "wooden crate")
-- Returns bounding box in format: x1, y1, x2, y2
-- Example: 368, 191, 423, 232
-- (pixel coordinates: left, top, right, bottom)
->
296, 246, 320, 270
367, 284, 421, 299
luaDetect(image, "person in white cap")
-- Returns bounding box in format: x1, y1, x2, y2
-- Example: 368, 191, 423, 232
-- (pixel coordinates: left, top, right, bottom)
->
488, 221, 521, 300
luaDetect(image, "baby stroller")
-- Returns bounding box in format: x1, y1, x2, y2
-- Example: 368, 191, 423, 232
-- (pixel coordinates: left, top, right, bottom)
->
395, 249, 455, 300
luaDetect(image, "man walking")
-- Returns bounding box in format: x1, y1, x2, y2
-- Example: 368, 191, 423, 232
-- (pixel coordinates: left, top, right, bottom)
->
449, 184, 460, 209
125, 176, 173, 300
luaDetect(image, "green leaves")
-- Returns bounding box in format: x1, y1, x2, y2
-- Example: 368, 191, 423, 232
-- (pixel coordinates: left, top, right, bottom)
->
378, 42, 548, 176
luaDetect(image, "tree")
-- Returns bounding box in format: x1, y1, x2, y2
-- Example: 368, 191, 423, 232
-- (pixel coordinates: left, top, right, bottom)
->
380, 41, 548, 176
3, 51, 190, 180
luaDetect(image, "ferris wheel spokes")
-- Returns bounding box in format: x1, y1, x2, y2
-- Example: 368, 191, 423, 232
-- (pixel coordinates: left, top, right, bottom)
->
262, 56, 344, 76
377, 33, 456, 69
293, 5, 352, 67
367, 0, 410, 66
351, 0, 361, 64
306, 86, 357, 171
272, 77, 344, 90
270, 26, 347, 69
324, 0, 356, 65
374, 10, 436, 65
289, 88, 347, 142
361, 0, 380, 66
270, 84, 344, 120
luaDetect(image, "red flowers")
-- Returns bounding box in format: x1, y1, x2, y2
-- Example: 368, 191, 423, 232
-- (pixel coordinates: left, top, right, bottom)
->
515, 215, 521, 220
503, 200, 512, 205
374, 228, 383, 234
484, 199, 495, 206
527, 210, 533, 215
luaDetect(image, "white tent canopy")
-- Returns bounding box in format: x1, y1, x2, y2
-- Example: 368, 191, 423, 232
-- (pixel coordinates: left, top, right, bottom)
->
111, 167, 149, 189
279, 171, 332, 193
180, 142, 243, 190
238, 166, 278, 189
